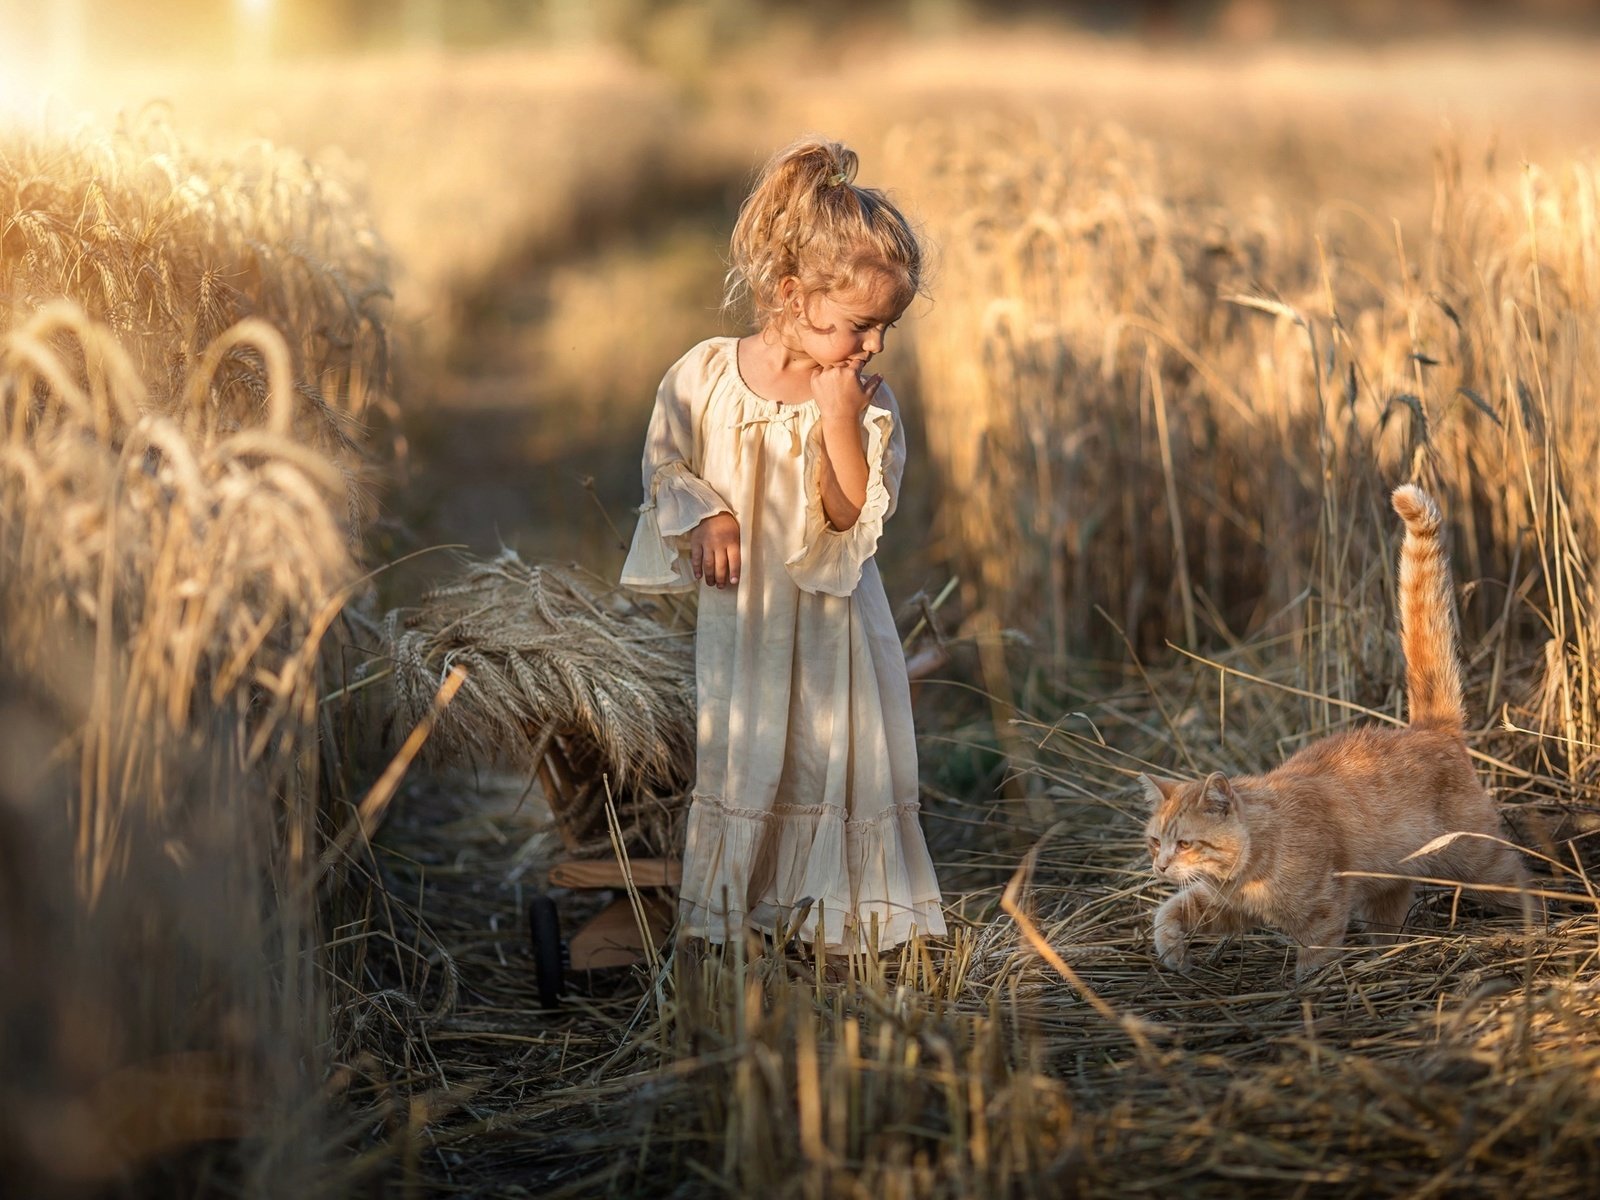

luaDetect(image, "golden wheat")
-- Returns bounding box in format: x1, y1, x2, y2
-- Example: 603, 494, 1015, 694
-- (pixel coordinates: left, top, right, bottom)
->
890, 118, 1599, 790
8, 30, 1598, 1199
377, 551, 695, 854
0, 117, 393, 1190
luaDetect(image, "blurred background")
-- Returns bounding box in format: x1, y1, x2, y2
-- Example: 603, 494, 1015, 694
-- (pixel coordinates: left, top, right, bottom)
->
5, 0, 1600, 61
4, 0, 1598, 602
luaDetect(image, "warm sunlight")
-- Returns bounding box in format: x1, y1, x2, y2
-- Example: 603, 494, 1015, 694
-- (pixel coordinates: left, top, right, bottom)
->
4, 3, 1599, 1196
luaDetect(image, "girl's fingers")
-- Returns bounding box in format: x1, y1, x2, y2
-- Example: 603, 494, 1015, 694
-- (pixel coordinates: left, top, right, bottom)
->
865, 373, 884, 399
728, 544, 741, 586
691, 540, 704, 580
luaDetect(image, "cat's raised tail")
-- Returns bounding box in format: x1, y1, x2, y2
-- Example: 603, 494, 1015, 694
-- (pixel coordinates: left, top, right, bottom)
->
1392, 485, 1466, 731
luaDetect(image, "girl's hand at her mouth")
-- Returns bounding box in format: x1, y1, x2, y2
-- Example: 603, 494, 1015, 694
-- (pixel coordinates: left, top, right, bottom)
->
811, 358, 882, 424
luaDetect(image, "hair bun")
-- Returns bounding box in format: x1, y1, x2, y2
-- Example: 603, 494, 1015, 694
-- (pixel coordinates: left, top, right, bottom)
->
725, 135, 922, 330
819, 145, 858, 190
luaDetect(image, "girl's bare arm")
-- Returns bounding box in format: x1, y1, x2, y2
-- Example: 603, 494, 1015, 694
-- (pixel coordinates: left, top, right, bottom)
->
812, 361, 882, 530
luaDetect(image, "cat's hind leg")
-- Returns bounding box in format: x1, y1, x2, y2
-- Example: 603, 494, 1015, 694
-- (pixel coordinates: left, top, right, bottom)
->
1358, 882, 1415, 942
1291, 896, 1354, 980
1461, 843, 1546, 926
1430, 827, 1547, 926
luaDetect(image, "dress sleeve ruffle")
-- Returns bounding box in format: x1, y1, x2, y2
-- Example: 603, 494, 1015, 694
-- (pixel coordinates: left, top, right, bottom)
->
619, 460, 732, 592
618, 340, 733, 594
785, 403, 897, 597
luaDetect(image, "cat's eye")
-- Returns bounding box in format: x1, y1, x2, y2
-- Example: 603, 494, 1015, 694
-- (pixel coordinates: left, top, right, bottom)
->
1177, 839, 1192, 850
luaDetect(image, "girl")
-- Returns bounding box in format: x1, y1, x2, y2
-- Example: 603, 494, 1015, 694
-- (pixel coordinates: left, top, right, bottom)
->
619, 136, 947, 953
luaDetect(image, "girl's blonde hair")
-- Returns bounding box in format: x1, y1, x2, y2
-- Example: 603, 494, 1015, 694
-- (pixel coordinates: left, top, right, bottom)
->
725, 136, 925, 330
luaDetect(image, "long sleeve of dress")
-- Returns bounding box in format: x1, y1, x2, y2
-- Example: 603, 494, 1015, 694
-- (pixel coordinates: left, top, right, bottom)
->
784, 386, 905, 597
619, 343, 734, 593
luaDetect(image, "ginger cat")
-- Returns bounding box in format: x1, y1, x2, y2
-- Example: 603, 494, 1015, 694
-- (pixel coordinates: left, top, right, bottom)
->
1142, 485, 1534, 980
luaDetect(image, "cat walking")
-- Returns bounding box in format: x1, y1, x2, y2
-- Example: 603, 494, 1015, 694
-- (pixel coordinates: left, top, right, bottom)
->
1141, 485, 1536, 980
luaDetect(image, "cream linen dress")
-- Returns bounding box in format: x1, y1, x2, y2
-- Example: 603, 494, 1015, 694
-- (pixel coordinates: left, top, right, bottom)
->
619, 336, 947, 952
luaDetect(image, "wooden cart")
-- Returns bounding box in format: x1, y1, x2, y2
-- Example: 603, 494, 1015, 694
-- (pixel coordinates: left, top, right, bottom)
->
524, 729, 682, 1008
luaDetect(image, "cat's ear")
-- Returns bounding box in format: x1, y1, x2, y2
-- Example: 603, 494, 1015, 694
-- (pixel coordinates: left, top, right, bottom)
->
1200, 771, 1236, 815
1138, 774, 1176, 810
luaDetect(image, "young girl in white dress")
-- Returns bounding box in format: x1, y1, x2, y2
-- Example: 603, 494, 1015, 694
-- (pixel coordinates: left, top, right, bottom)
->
619, 137, 947, 953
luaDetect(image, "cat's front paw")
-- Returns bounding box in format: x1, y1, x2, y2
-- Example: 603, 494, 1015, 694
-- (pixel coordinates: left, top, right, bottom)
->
1153, 913, 1193, 973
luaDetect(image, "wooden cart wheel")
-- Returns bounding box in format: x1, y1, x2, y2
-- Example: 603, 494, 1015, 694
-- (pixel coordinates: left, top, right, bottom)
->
528, 894, 566, 1009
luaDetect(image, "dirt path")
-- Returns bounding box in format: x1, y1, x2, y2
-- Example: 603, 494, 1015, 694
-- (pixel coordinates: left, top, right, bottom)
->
360, 170, 966, 1195
390, 185, 741, 577
360, 195, 741, 1194
360, 772, 637, 1193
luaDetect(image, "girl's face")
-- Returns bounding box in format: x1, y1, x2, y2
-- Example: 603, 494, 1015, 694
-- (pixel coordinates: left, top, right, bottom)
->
783, 273, 904, 370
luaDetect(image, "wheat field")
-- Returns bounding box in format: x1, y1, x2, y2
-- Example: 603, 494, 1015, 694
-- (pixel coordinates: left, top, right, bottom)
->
0, 112, 389, 1190
2, 21, 1599, 1198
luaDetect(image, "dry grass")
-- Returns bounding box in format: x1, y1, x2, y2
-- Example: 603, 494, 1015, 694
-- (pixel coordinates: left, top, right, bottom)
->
346, 751, 1600, 1198
401, 632, 1599, 1197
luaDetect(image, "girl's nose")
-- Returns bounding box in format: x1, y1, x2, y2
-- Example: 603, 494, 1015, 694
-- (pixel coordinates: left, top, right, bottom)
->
864, 328, 884, 354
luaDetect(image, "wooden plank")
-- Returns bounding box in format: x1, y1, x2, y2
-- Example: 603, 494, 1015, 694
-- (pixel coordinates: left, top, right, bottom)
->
550, 857, 682, 890
568, 894, 675, 970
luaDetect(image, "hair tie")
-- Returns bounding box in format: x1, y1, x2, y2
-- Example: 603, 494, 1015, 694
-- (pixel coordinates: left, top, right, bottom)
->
825, 171, 847, 187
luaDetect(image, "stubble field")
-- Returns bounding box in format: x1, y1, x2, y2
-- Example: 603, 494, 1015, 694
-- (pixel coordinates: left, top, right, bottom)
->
3, 26, 1599, 1197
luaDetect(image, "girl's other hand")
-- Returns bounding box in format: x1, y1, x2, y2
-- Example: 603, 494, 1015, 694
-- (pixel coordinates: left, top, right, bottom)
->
811, 359, 882, 424
690, 512, 741, 588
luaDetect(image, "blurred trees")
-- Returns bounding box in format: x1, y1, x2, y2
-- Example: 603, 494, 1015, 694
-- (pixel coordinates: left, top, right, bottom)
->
0, 0, 1595, 66
299, 0, 1598, 48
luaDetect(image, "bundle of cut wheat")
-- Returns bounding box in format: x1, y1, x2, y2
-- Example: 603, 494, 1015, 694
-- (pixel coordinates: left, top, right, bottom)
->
381, 551, 696, 854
